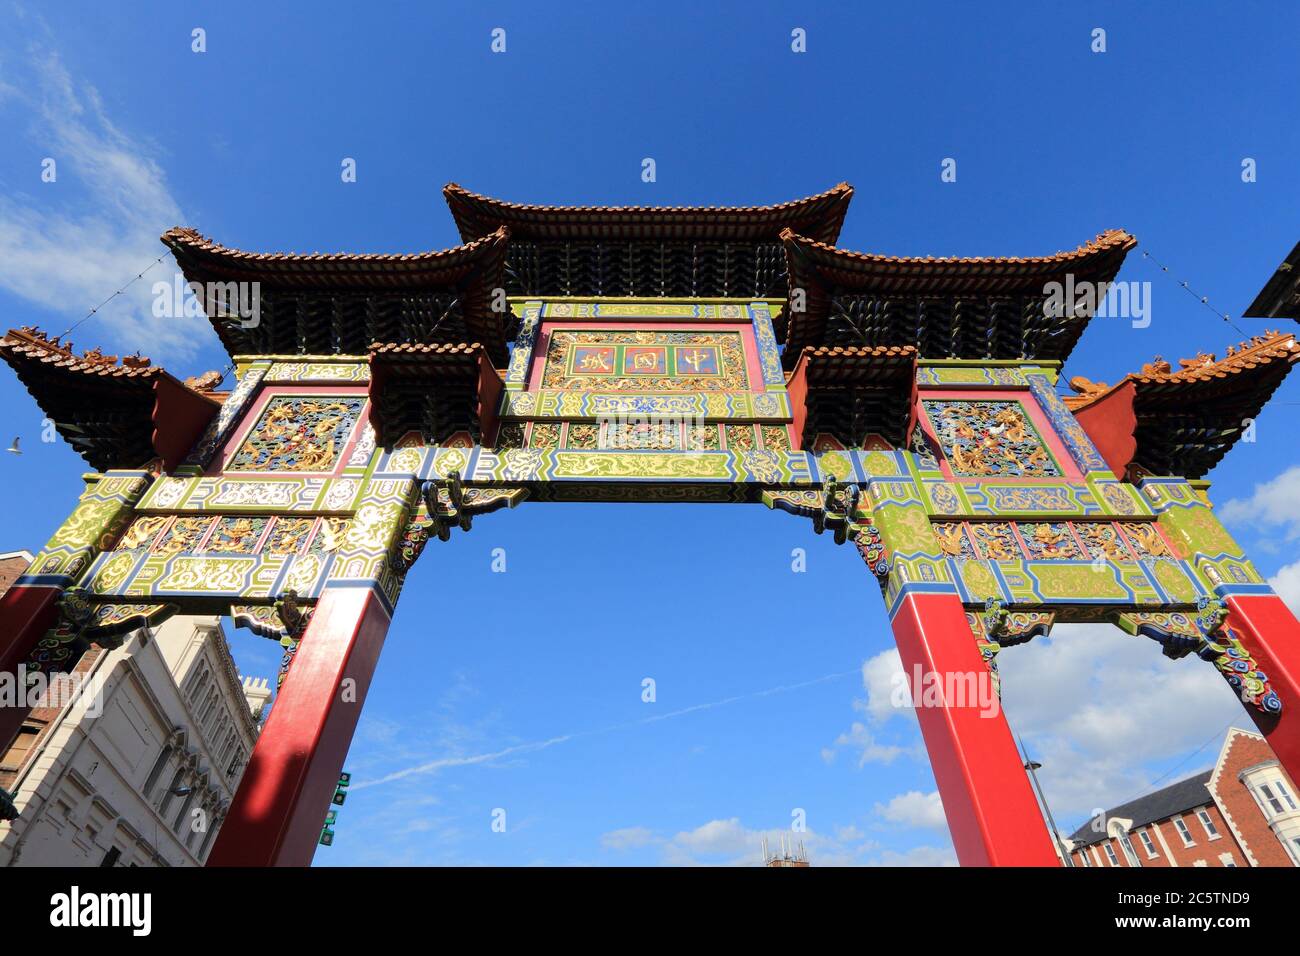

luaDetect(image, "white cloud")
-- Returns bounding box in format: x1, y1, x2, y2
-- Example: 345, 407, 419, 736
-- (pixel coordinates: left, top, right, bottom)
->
671, 818, 753, 857
868, 844, 957, 867
875, 790, 947, 830
1269, 560, 1300, 618
0, 42, 208, 361
646, 817, 948, 867
859, 648, 910, 723
1220, 465, 1300, 541
600, 826, 656, 851
823, 648, 921, 766
996, 623, 1249, 825
825, 721, 904, 766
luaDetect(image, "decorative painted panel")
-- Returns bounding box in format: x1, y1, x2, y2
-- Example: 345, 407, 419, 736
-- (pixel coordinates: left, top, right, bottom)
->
541, 302, 751, 319
227, 396, 366, 473
499, 389, 790, 421
540, 330, 748, 391
922, 399, 1062, 478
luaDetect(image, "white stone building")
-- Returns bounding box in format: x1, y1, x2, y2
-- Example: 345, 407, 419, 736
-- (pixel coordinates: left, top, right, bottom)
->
0, 614, 268, 866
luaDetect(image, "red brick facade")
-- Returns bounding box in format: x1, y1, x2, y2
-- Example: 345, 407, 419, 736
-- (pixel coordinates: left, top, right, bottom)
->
1072, 802, 1246, 868
1207, 729, 1300, 867
1069, 729, 1299, 868
0, 552, 32, 596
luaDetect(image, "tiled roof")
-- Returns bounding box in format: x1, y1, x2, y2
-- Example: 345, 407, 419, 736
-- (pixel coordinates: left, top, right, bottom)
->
1068, 770, 1213, 847
791, 344, 917, 384
1066, 331, 1300, 478
782, 228, 1137, 295
1243, 240, 1300, 320
161, 225, 510, 289
162, 226, 513, 365
368, 342, 499, 446
443, 182, 854, 244
0, 328, 217, 471
369, 341, 487, 356
779, 229, 1136, 363
787, 345, 916, 448
0, 327, 162, 381
1067, 331, 1300, 403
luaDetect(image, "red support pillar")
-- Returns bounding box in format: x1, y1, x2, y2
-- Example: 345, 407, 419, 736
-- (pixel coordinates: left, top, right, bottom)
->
207, 586, 392, 867
1223, 593, 1300, 782
889, 590, 1061, 866
0, 584, 63, 754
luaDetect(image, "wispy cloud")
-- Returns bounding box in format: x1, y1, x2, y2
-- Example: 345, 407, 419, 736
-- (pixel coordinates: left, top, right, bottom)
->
600, 815, 956, 867
1220, 464, 1300, 542
0, 34, 206, 360
353, 668, 859, 791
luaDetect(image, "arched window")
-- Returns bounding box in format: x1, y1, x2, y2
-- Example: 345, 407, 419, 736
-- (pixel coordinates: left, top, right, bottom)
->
157, 767, 186, 816
199, 687, 219, 727
141, 745, 173, 801
198, 812, 223, 860
188, 669, 211, 708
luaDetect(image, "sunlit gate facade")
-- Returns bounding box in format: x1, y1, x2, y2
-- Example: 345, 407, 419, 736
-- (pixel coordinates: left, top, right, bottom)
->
2, 182, 1299, 866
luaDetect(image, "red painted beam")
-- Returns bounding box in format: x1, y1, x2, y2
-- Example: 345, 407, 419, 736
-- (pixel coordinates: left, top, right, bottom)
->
0, 584, 62, 754
1224, 594, 1300, 780
889, 591, 1061, 866
477, 352, 504, 446
151, 375, 221, 473
207, 587, 391, 866
1072, 380, 1137, 478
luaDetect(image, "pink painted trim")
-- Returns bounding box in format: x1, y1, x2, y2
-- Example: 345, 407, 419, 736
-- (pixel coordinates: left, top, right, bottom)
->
212, 384, 370, 479
915, 388, 1083, 483
527, 321, 765, 394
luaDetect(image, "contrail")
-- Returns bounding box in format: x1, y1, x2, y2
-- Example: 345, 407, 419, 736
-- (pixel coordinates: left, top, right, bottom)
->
354, 668, 859, 791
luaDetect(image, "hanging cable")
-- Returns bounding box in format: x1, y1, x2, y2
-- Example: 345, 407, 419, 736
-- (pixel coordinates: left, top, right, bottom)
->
1139, 249, 1248, 337
55, 254, 171, 343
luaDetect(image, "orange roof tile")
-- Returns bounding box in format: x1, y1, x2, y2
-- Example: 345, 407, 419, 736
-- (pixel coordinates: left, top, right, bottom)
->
443, 183, 854, 244
782, 229, 1137, 295
161, 225, 510, 289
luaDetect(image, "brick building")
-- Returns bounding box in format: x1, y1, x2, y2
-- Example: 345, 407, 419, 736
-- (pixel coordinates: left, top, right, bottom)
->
0, 551, 33, 594
1066, 728, 1300, 867
0, 551, 271, 866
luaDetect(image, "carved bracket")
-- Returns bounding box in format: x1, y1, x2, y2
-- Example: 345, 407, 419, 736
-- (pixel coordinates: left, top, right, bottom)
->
232, 589, 315, 641
812, 477, 860, 545
392, 476, 529, 576
1121, 598, 1282, 715
23, 588, 180, 680
966, 600, 1056, 698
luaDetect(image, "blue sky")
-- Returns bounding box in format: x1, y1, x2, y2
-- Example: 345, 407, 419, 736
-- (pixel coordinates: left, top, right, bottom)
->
1, 1, 1298, 865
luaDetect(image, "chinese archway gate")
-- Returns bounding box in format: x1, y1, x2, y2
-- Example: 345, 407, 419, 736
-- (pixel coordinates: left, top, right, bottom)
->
2, 183, 1299, 867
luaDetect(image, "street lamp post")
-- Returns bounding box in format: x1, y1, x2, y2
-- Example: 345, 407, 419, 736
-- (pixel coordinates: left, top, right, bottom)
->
1019, 736, 1073, 867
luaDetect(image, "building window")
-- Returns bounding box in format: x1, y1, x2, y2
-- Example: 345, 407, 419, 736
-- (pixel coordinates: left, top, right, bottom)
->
1104, 843, 1119, 866
1079, 850, 1092, 867
1259, 783, 1287, 816
1, 723, 41, 770
1193, 859, 1208, 867
1138, 829, 1158, 858
141, 745, 173, 802
1196, 809, 1220, 840
100, 846, 121, 867
1271, 779, 1298, 812
1119, 832, 1141, 867
158, 769, 186, 816
1173, 816, 1196, 847
1219, 853, 1236, 867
